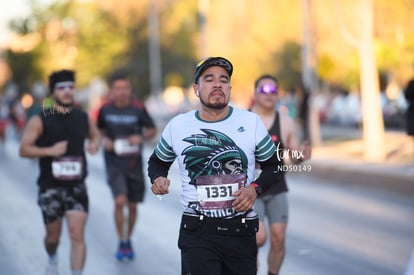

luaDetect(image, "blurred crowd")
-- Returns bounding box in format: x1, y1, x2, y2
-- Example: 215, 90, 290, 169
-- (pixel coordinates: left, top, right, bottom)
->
0, 79, 410, 147
315, 89, 407, 129
0, 85, 28, 143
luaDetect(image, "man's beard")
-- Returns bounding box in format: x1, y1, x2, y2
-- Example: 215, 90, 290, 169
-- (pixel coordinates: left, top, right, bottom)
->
55, 97, 74, 111
200, 97, 228, 110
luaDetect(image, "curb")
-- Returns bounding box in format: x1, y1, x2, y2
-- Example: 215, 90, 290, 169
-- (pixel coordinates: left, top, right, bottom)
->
302, 162, 414, 198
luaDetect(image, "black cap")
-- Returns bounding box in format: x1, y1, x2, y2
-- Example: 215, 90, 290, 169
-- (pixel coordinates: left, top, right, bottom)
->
48, 70, 75, 93
194, 57, 233, 83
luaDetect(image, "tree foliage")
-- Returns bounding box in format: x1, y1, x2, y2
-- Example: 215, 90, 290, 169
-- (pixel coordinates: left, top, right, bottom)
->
2, 0, 414, 104
4, 0, 198, 98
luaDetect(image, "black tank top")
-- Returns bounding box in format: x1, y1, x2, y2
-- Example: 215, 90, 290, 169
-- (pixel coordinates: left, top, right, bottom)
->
261, 112, 288, 195
36, 108, 89, 188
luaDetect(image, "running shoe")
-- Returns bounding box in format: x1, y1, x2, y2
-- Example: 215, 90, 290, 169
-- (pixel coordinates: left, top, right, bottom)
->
115, 241, 127, 261
115, 240, 135, 261
45, 261, 59, 275
124, 240, 135, 260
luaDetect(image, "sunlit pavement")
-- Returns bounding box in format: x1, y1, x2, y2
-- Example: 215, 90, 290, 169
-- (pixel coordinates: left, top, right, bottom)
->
1, 126, 413, 275
310, 125, 414, 197
0, 138, 183, 275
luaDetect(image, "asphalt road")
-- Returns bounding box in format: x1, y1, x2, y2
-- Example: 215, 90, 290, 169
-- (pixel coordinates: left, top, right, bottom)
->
0, 139, 413, 275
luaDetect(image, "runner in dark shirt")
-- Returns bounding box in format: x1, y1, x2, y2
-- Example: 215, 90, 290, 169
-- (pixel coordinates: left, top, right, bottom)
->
97, 72, 156, 261
251, 74, 311, 275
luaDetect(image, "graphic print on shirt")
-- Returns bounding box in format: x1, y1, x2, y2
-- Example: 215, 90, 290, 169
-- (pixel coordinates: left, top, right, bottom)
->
181, 129, 248, 217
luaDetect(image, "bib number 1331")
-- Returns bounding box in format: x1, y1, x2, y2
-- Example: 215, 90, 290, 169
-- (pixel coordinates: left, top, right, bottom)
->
202, 183, 237, 201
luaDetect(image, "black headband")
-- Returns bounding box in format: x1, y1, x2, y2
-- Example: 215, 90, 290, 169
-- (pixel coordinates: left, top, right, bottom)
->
48, 70, 75, 93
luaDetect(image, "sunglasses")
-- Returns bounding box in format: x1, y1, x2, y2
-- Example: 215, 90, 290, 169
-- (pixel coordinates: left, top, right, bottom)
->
258, 84, 278, 94
55, 81, 75, 92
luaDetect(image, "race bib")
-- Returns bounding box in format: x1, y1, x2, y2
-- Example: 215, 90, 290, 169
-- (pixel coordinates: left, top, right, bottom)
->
195, 173, 246, 211
114, 138, 140, 156
52, 156, 83, 180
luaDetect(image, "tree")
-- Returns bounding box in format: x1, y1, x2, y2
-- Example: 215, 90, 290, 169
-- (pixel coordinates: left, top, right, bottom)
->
4, 0, 199, 100
335, 0, 385, 161
5, 0, 130, 89
3, 0, 414, 110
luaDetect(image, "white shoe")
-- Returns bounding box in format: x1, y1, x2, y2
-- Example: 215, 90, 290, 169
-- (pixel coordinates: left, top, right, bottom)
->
45, 261, 59, 275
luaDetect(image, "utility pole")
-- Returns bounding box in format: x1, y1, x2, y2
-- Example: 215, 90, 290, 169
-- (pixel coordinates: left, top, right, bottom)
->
301, 0, 321, 146
198, 0, 209, 58
148, 0, 162, 96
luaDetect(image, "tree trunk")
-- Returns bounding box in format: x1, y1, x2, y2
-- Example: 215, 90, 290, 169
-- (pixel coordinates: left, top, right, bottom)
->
358, 0, 385, 161
335, 0, 385, 161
